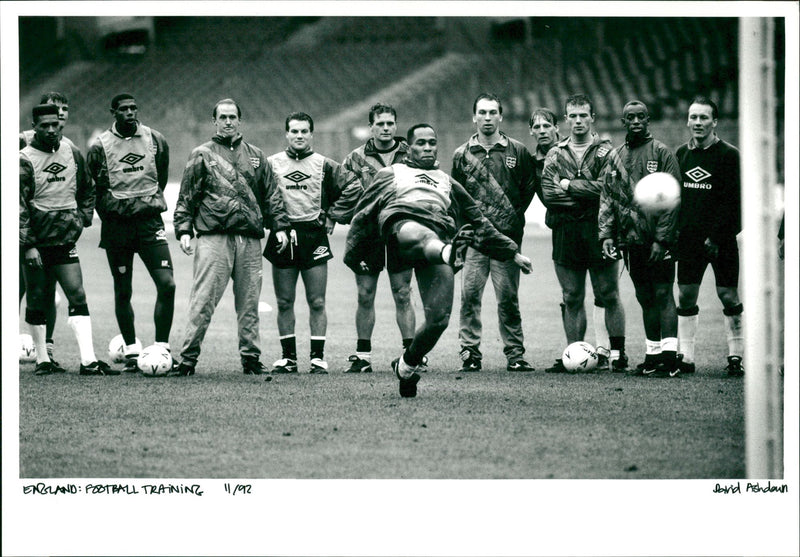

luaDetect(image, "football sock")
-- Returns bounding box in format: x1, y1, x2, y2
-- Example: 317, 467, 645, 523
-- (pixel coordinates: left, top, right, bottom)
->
124, 343, 140, 357
397, 353, 415, 379
677, 306, 699, 364
402, 338, 413, 350
357, 339, 371, 353
661, 337, 678, 366
31, 324, 50, 364
155, 341, 170, 352
46, 340, 55, 360
723, 304, 744, 357
67, 314, 97, 366
310, 336, 325, 360
645, 339, 662, 356
280, 335, 297, 360
593, 304, 610, 356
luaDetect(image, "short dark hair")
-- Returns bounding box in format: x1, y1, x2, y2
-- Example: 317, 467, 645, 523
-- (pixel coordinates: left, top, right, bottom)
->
564, 94, 594, 116
111, 93, 136, 110
32, 103, 59, 123
622, 100, 649, 115
529, 107, 557, 127
286, 111, 314, 132
368, 103, 397, 125
406, 123, 435, 143
213, 98, 242, 119
689, 95, 719, 119
39, 91, 69, 105
473, 93, 503, 115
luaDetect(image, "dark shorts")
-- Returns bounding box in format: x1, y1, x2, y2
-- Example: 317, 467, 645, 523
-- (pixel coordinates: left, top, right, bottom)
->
677, 236, 739, 287
264, 221, 333, 270
106, 242, 174, 277
626, 244, 676, 287
354, 242, 413, 275
552, 219, 610, 271
100, 215, 168, 250
37, 243, 80, 267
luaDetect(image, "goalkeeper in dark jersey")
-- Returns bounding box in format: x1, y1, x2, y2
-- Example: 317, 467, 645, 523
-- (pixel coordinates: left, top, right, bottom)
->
675, 96, 744, 377
345, 124, 532, 398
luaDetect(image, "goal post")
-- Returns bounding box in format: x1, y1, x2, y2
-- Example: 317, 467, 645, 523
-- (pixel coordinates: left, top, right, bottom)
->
740, 17, 784, 479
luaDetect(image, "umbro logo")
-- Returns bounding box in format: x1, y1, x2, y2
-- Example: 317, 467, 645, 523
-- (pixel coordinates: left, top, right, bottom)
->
120, 153, 145, 166
285, 170, 310, 184
43, 162, 67, 175
686, 166, 711, 182
312, 246, 330, 259
155, 229, 167, 241
415, 174, 437, 187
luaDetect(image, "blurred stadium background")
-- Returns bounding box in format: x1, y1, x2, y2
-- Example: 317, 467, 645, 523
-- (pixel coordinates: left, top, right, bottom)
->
19, 15, 785, 213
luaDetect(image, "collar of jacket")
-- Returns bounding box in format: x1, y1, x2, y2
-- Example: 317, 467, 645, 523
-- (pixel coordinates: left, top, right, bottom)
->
29, 136, 61, 153
286, 146, 314, 160
468, 132, 509, 152
213, 134, 243, 149
625, 131, 654, 149
111, 121, 141, 139
557, 132, 601, 149
402, 157, 439, 171
364, 137, 407, 156
688, 133, 720, 151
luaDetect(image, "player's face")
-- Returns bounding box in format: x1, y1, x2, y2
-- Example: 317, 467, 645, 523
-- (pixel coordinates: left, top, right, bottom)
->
370, 113, 396, 145
286, 119, 312, 151
687, 103, 717, 143
213, 103, 241, 138
530, 115, 558, 150
408, 127, 437, 169
622, 105, 649, 137
113, 99, 139, 128
473, 99, 502, 136
33, 114, 61, 148
48, 100, 69, 128
565, 103, 594, 138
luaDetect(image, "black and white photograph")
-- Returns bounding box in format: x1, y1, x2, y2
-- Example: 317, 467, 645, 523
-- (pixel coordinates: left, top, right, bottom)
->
2, 1, 798, 556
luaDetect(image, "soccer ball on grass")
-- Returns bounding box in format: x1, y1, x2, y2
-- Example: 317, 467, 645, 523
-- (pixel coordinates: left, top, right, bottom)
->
20, 333, 37, 363
108, 334, 142, 364
633, 172, 681, 213
562, 341, 599, 373
137, 344, 173, 377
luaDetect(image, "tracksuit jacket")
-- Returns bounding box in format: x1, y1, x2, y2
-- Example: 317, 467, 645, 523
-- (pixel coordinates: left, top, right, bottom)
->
598, 132, 682, 248
174, 134, 290, 239
20, 138, 94, 249
343, 159, 519, 273
540, 134, 612, 229
87, 122, 170, 220
451, 133, 536, 246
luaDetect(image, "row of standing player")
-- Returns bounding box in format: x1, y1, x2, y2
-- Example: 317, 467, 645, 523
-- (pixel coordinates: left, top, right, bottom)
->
19, 90, 742, 391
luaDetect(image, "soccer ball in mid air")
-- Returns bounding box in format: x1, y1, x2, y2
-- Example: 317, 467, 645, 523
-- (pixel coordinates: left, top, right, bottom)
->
108, 334, 142, 364
20, 333, 37, 363
137, 344, 173, 377
562, 341, 599, 372
634, 172, 681, 213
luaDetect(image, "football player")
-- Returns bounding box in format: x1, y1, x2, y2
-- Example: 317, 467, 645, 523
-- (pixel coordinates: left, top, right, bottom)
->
675, 96, 744, 376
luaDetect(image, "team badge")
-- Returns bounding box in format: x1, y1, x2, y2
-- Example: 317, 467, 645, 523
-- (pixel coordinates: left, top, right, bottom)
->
646, 160, 658, 173
161, 260, 171, 268
155, 229, 167, 242
505, 156, 517, 169
596, 147, 609, 158
250, 157, 260, 169
69, 247, 79, 258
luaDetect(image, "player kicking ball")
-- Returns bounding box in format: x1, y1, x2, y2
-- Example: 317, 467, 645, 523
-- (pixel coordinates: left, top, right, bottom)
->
344, 124, 532, 397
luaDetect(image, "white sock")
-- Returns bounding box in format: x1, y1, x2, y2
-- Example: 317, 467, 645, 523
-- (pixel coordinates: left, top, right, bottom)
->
356, 352, 371, 360
661, 337, 678, 353
725, 313, 744, 357
645, 339, 662, 356
30, 324, 50, 364
155, 341, 170, 352
593, 305, 610, 356
678, 314, 698, 364
609, 349, 620, 362
68, 315, 97, 366
124, 343, 140, 357
398, 354, 415, 379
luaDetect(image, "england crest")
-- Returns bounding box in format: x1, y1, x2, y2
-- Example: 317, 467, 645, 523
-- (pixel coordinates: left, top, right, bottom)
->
250, 157, 260, 169
505, 156, 517, 169
646, 160, 658, 173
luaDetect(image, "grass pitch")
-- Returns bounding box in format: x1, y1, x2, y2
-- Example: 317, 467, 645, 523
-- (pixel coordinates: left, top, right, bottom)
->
18, 224, 748, 479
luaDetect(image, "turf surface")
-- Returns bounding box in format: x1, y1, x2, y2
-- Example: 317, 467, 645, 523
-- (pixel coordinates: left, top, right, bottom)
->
18, 223, 750, 478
